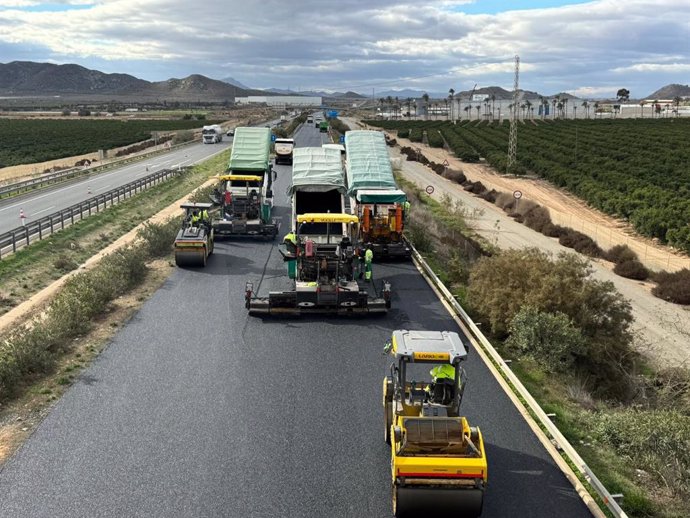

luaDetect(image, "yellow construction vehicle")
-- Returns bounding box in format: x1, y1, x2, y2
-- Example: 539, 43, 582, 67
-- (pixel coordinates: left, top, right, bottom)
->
383, 330, 487, 517
173, 203, 214, 267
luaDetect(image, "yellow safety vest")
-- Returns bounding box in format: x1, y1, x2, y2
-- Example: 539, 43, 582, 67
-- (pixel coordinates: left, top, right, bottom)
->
284, 232, 297, 245
430, 364, 455, 381
365, 249, 373, 263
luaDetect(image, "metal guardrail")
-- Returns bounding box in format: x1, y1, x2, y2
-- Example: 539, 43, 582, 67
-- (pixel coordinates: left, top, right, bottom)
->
408, 240, 628, 518
0, 168, 182, 260
0, 139, 196, 200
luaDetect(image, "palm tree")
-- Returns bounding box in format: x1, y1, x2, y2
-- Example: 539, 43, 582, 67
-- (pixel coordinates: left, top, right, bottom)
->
386, 96, 393, 118
639, 101, 644, 118
652, 99, 659, 118
673, 96, 682, 117
593, 101, 599, 118
448, 88, 455, 121
581, 100, 589, 119
395, 96, 400, 119
525, 99, 532, 120
406, 97, 413, 118
463, 105, 471, 120
552, 97, 559, 119
573, 105, 577, 119
490, 94, 496, 121
475, 105, 481, 120
562, 98, 568, 119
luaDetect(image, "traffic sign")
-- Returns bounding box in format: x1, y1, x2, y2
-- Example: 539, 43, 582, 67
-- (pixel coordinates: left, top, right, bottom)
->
271, 134, 276, 142
425, 185, 435, 195
328, 110, 338, 118
339, 135, 345, 144
442, 159, 449, 167
513, 190, 522, 199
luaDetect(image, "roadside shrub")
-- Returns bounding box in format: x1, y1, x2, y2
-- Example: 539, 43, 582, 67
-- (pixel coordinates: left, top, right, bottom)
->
397, 129, 410, 139
481, 189, 498, 203
590, 409, 690, 500
137, 219, 180, 258
468, 249, 636, 398
430, 162, 445, 175
606, 244, 639, 264
613, 260, 649, 280
652, 268, 690, 305
508, 212, 524, 223
542, 223, 568, 237
559, 229, 603, 258
53, 255, 79, 273
507, 306, 583, 372
174, 130, 194, 144
523, 205, 552, 232
468, 181, 487, 195
443, 169, 466, 184
495, 192, 515, 211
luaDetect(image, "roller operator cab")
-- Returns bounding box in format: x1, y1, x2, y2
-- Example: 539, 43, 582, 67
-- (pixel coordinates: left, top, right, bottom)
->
274, 138, 295, 165
384, 330, 487, 517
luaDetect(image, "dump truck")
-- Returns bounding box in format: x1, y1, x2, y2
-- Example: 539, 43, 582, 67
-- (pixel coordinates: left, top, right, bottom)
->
244, 213, 391, 315
384, 330, 487, 517
274, 137, 295, 165
201, 124, 224, 144
345, 130, 410, 259
174, 203, 214, 267
319, 120, 329, 133
289, 147, 346, 232
210, 127, 277, 238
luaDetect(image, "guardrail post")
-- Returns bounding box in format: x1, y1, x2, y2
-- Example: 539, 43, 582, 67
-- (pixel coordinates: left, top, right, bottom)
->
24, 227, 30, 247
38, 221, 43, 240
88, 200, 92, 216
11, 231, 16, 253
70, 207, 75, 225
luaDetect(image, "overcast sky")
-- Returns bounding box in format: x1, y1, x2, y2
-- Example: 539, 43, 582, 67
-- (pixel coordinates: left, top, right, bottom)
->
0, 0, 688, 98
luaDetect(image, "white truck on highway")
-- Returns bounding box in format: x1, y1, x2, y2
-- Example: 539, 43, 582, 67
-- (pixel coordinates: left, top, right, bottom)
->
202, 124, 224, 144
274, 138, 295, 165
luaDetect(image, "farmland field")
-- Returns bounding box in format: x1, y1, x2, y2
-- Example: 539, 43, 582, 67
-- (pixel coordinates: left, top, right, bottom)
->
368, 119, 690, 253
0, 118, 222, 167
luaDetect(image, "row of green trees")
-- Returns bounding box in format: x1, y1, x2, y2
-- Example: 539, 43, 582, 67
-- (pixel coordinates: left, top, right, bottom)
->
0, 119, 221, 167
368, 118, 690, 252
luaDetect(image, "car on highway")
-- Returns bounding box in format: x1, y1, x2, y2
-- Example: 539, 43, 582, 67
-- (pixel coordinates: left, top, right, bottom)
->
226, 129, 234, 137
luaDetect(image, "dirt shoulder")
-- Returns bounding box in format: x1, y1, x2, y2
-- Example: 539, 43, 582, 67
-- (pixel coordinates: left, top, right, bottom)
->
344, 118, 690, 367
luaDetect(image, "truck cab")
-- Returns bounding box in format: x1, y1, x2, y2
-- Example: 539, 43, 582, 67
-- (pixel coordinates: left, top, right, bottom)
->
274, 138, 295, 165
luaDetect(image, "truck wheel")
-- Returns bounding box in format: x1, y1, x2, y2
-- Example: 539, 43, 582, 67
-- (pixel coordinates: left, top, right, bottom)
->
385, 402, 393, 445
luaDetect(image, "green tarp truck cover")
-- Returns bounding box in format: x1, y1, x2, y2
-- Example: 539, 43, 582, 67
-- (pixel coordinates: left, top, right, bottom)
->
356, 189, 407, 204
288, 147, 346, 195
345, 130, 397, 196
228, 127, 271, 171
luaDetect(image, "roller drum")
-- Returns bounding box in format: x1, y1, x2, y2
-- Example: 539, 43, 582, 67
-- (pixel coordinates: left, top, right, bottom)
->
394, 486, 483, 518
174, 248, 207, 267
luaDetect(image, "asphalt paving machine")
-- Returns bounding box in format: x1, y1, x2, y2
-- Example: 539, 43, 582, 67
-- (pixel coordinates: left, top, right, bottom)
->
383, 329, 487, 517
244, 213, 391, 315
210, 126, 277, 238
211, 174, 277, 238
173, 202, 214, 267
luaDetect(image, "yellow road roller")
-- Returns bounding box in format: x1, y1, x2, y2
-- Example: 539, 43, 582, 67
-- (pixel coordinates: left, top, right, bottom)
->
383, 329, 487, 517
174, 203, 214, 267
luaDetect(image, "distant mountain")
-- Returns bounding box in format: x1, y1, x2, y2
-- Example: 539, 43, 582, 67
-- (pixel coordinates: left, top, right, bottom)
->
645, 84, 690, 100
0, 61, 265, 100
0, 61, 147, 94
376, 89, 446, 99
220, 76, 251, 90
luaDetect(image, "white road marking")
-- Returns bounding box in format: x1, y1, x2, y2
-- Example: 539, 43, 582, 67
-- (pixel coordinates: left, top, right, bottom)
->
33, 205, 55, 216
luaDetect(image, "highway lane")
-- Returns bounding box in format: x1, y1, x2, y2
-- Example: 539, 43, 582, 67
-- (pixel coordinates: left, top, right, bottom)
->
0, 123, 592, 517
0, 118, 282, 236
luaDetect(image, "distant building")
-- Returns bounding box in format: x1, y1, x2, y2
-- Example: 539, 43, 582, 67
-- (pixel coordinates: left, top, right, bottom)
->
236, 96, 322, 107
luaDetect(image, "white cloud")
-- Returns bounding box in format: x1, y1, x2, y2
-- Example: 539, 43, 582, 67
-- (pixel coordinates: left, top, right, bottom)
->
611, 63, 690, 73
0, 0, 687, 95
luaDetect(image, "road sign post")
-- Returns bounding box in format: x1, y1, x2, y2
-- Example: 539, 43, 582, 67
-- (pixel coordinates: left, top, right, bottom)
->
513, 190, 522, 212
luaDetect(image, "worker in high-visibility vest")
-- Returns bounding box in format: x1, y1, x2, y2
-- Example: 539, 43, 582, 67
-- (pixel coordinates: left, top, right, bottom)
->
428, 364, 456, 404
190, 209, 201, 226
402, 200, 411, 221
283, 231, 298, 257
364, 247, 374, 281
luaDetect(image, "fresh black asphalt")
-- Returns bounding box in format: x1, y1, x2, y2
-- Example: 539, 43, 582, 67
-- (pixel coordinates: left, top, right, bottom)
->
0, 121, 592, 517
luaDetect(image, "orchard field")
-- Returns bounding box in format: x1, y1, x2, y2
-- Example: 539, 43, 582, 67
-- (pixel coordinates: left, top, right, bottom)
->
368, 118, 690, 253
0, 118, 221, 167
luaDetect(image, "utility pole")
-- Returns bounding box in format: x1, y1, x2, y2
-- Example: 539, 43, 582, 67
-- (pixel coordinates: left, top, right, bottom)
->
507, 55, 520, 175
